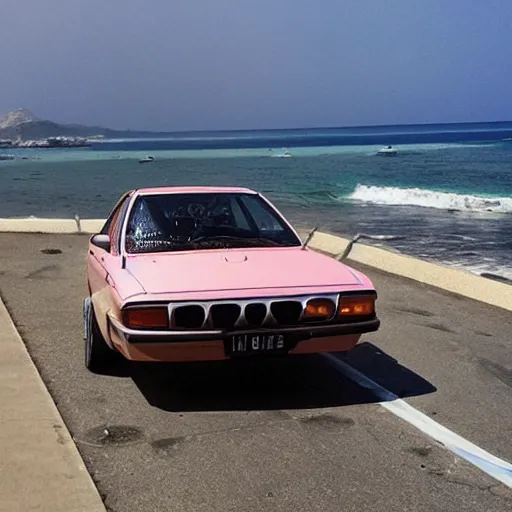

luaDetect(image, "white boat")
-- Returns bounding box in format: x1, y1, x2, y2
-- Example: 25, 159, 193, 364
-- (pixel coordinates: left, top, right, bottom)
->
376, 146, 397, 156
138, 155, 155, 163
273, 149, 292, 158
0, 154, 15, 161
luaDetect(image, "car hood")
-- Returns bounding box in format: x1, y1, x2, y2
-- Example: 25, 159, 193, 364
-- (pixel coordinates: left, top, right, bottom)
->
124, 247, 372, 298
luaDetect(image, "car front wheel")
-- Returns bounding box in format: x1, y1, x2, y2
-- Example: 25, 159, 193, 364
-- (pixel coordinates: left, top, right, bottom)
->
84, 297, 118, 373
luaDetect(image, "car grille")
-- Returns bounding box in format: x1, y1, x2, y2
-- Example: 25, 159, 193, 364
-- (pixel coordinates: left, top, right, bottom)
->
173, 305, 205, 329
210, 304, 241, 329
170, 295, 338, 330
244, 303, 267, 327
270, 301, 303, 325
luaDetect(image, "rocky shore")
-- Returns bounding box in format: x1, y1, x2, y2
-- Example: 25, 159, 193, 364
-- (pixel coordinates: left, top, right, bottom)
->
0, 136, 93, 149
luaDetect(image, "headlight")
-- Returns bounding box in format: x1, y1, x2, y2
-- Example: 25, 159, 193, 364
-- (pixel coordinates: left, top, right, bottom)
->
338, 295, 375, 317
303, 298, 336, 321
123, 307, 169, 329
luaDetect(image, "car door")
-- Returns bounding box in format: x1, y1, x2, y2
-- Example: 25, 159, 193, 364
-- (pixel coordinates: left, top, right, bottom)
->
88, 195, 131, 299
87, 195, 132, 341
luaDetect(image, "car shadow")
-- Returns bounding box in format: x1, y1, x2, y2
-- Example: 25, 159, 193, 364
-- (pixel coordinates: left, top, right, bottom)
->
128, 342, 437, 412
336, 342, 437, 399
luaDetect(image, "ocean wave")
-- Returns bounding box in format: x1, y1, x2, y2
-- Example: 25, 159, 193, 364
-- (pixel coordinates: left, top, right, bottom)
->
447, 261, 512, 282
349, 185, 512, 213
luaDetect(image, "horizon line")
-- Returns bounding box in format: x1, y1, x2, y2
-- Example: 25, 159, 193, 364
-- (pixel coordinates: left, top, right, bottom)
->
2, 108, 512, 136
83, 118, 512, 135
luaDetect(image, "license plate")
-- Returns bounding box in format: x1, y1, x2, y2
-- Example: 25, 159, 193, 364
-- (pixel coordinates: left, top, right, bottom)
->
226, 333, 288, 356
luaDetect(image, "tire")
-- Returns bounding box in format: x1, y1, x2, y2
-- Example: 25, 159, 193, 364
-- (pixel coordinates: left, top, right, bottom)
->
84, 298, 118, 373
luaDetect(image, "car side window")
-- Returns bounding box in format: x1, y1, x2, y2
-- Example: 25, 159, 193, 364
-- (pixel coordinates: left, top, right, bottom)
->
98, 197, 130, 254
100, 198, 124, 236
109, 198, 131, 255
100, 214, 115, 236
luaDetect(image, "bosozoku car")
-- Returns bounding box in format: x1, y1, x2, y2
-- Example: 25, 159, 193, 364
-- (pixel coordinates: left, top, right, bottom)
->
84, 186, 380, 372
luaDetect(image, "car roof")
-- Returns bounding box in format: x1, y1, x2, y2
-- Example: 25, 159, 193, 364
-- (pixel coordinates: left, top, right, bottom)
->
133, 186, 258, 196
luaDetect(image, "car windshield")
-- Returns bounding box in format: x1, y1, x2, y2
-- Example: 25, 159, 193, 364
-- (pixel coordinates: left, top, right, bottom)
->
124, 192, 302, 253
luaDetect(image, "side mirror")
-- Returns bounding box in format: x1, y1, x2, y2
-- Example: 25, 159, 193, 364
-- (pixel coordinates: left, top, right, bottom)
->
91, 233, 111, 252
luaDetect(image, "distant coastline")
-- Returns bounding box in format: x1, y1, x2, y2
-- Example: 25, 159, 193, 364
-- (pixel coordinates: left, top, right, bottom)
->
1, 108, 512, 144
0, 135, 100, 149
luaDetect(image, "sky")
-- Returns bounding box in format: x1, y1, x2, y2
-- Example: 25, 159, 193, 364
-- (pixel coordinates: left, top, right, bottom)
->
1, 0, 511, 131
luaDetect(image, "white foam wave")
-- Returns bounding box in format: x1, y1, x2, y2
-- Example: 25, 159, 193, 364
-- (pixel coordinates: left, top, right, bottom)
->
447, 261, 512, 282
349, 185, 512, 213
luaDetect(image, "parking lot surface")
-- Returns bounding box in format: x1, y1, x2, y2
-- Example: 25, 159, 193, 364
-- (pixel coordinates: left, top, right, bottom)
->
0, 233, 511, 512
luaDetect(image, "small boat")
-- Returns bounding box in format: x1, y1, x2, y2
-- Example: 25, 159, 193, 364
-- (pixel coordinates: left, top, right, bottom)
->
0, 154, 16, 161
138, 155, 155, 163
376, 146, 397, 156
273, 149, 292, 158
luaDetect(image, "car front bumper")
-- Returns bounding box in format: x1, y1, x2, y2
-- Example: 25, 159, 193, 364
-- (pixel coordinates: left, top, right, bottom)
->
107, 313, 380, 362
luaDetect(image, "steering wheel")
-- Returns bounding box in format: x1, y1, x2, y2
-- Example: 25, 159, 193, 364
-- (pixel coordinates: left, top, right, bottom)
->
188, 203, 206, 218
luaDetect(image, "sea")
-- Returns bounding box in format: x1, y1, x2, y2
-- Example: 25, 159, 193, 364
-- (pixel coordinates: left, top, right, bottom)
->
1, 122, 512, 282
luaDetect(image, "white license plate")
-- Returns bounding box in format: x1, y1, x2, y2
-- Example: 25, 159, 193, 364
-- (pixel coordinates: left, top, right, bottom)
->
227, 333, 286, 355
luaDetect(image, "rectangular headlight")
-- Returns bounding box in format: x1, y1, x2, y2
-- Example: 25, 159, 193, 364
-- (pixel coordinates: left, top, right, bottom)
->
123, 307, 169, 329
338, 296, 375, 317
303, 298, 336, 320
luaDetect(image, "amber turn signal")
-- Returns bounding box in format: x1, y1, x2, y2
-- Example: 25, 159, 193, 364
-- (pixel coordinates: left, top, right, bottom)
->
123, 307, 169, 329
338, 296, 375, 317
304, 299, 336, 319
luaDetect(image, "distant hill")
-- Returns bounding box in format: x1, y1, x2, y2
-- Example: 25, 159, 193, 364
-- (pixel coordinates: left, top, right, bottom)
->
0, 108, 173, 139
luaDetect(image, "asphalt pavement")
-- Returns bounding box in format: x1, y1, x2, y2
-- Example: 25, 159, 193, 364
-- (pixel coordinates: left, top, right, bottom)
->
0, 233, 511, 512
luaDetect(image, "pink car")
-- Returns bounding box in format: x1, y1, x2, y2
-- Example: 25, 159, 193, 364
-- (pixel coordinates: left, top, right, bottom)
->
84, 186, 380, 372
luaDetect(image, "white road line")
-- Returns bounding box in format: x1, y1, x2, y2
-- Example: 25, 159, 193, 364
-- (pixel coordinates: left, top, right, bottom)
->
323, 353, 512, 488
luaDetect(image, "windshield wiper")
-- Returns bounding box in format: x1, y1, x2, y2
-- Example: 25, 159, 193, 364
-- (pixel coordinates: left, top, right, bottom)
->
191, 235, 288, 247
127, 239, 196, 253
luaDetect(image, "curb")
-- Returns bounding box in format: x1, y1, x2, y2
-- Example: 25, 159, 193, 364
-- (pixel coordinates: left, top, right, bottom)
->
0, 218, 104, 234
0, 297, 106, 512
